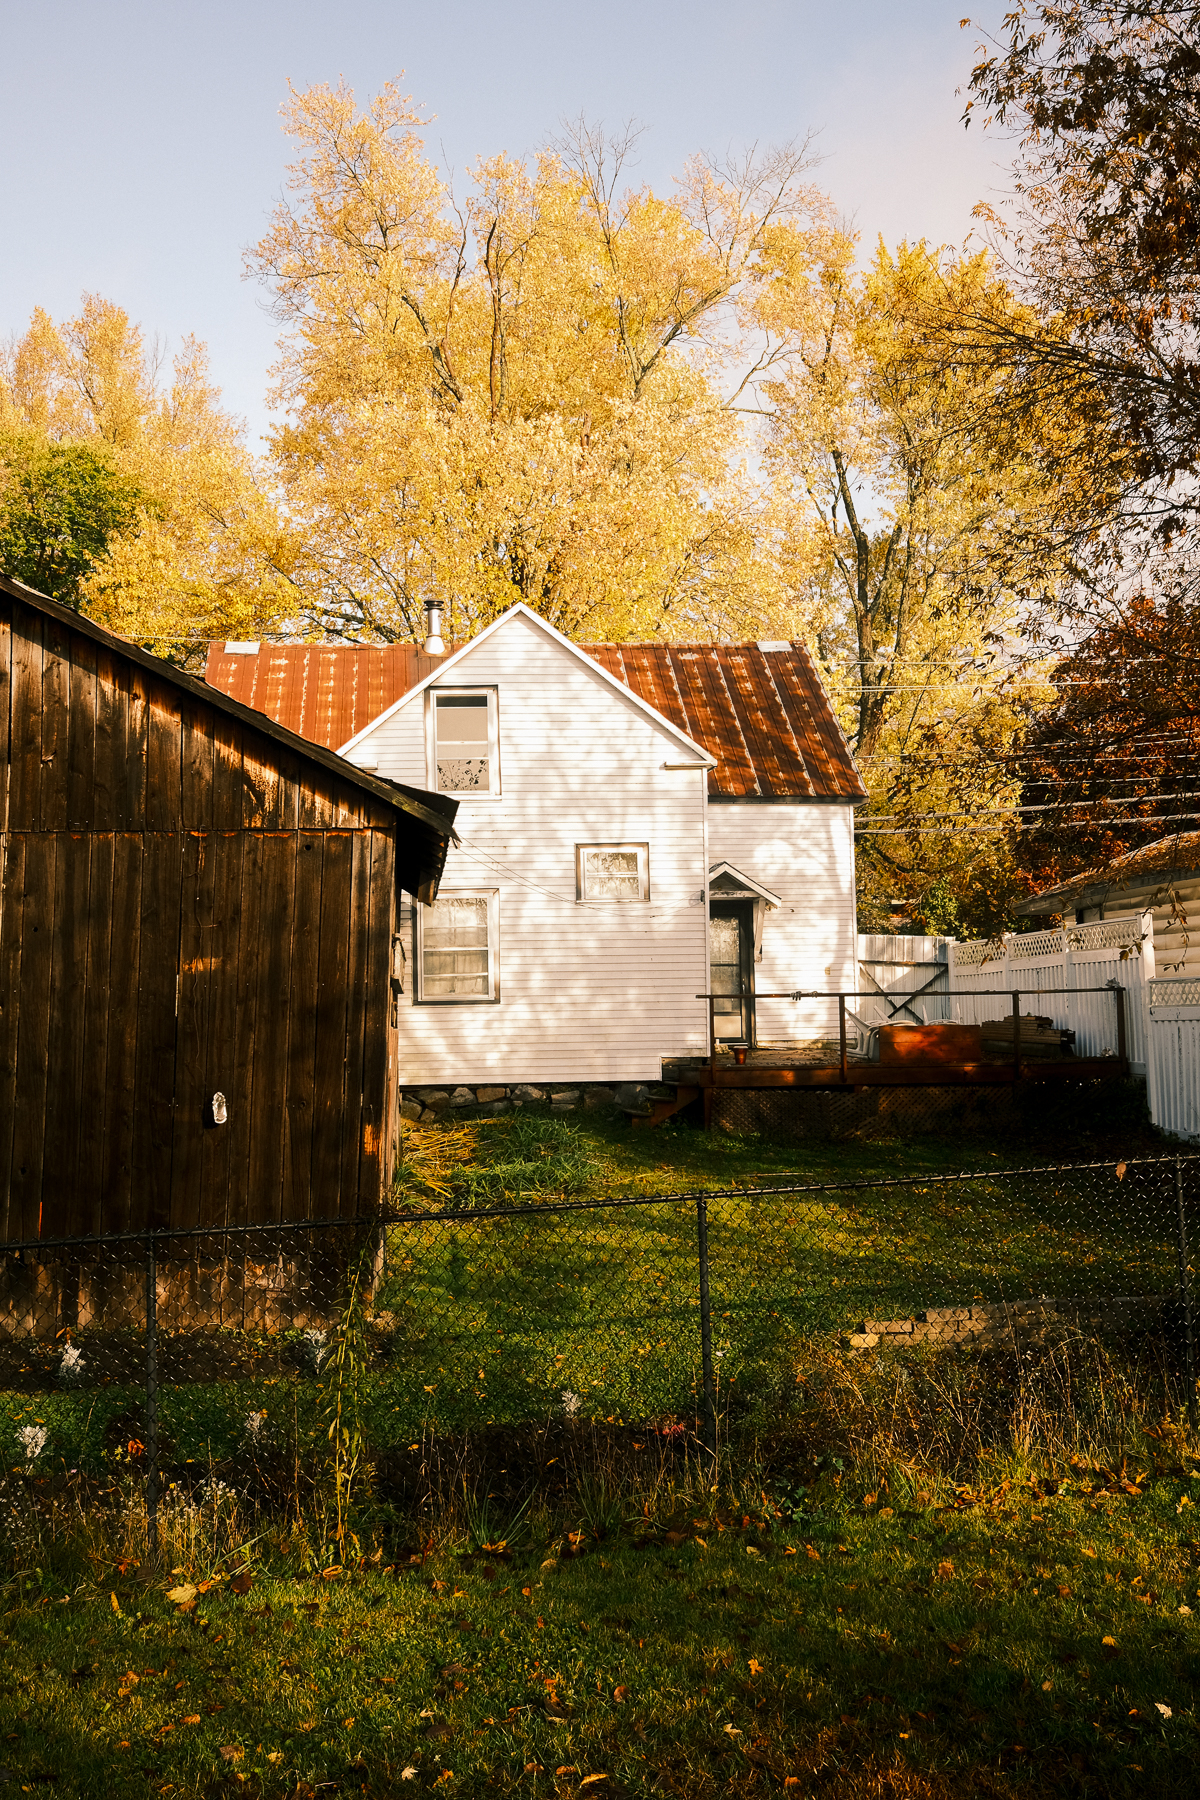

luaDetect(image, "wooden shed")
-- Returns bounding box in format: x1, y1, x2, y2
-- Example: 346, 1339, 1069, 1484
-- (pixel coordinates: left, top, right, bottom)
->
0, 573, 458, 1247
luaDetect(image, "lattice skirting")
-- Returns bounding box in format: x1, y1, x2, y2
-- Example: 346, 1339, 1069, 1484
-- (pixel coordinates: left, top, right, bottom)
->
1150, 978, 1200, 1007
712, 1084, 1017, 1141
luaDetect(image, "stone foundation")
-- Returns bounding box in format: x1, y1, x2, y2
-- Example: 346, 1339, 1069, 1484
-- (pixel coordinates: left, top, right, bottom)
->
400, 1083, 621, 1123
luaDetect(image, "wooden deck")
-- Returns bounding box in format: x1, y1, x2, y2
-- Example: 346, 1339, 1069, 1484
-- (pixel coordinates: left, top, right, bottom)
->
654, 1043, 1129, 1128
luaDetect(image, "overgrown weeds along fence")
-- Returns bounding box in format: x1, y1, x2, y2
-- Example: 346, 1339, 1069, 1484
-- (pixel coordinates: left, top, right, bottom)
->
1, 1155, 1197, 1551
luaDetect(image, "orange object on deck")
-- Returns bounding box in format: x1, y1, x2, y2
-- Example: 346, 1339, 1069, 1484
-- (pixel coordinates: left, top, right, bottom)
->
877, 1023, 984, 1064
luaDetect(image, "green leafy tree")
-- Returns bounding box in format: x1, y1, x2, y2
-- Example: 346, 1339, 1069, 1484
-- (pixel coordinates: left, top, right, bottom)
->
0, 432, 143, 605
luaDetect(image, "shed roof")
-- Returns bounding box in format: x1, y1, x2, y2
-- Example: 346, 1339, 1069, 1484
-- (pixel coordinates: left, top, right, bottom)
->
0, 574, 459, 898
1017, 830, 1200, 915
205, 625, 865, 802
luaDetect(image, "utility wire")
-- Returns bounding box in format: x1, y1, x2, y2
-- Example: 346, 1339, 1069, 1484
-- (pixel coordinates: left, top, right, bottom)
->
446, 834, 579, 910
856, 813, 1200, 837
862, 789, 1200, 823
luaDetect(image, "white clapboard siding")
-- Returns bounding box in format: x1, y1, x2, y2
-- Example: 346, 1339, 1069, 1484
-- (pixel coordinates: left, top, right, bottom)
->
1142, 879, 1200, 979
707, 803, 858, 1043
344, 610, 710, 1082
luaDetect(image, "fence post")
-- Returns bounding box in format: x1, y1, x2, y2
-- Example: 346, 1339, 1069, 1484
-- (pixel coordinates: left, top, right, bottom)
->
1011, 990, 1021, 1084
1176, 1158, 1198, 1433
145, 1235, 160, 1559
838, 994, 848, 1084
696, 1195, 717, 1471
1114, 983, 1128, 1071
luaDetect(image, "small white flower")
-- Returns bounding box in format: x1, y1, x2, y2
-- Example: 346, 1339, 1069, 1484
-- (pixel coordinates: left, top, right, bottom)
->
560, 1390, 581, 1418
58, 1343, 85, 1385
199, 1478, 237, 1509
17, 1426, 47, 1461
1156, 1702, 1173, 1719
244, 1410, 268, 1444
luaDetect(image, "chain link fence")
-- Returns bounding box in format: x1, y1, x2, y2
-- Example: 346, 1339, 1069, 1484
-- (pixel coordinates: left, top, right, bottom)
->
2, 1155, 1197, 1545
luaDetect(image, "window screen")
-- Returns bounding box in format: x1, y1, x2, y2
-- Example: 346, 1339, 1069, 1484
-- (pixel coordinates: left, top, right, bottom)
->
577, 844, 650, 902
434, 692, 495, 794
418, 893, 497, 1001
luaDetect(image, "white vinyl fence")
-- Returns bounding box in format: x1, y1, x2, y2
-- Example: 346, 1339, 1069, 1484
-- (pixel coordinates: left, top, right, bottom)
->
855, 934, 953, 1039
948, 917, 1153, 1071
1146, 978, 1200, 1141
854, 922, 1199, 1140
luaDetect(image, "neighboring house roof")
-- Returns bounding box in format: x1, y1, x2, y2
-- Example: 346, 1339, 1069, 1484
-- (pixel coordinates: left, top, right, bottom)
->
1017, 831, 1200, 916
205, 609, 866, 802
0, 573, 460, 898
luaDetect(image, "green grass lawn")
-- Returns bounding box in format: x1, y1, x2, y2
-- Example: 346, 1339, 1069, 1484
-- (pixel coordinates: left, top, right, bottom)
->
2, 1098, 1196, 1795
3, 1094, 1189, 1469
4, 1476, 1199, 1798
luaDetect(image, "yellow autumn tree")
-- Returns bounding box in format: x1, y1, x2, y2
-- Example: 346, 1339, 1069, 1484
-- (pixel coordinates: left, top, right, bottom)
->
249, 81, 834, 644
0, 295, 289, 655
758, 238, 1121, 932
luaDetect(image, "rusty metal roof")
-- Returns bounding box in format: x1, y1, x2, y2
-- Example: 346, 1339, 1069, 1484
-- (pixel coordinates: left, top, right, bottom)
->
585, 641, 865, 800
203, 641, 445, 751
205, 635, 865, 802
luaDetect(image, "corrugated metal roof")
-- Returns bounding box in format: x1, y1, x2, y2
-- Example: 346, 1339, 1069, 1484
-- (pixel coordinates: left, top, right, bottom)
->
204, 634, 866, 801
204, 641, 448, 750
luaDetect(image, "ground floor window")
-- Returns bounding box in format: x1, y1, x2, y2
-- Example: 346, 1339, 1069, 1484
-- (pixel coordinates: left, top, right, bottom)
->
417, 890, 499, 1001
576, 842, 650, 902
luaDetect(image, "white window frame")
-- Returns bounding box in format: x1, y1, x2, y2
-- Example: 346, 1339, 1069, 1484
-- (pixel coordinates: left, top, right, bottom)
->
415, 888, 500, 1004
576, 842, 651, 904
426, 687, 501, 799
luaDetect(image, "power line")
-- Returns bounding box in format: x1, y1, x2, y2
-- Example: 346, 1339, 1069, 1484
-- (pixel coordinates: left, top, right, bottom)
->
856, 812, 1200, 838
446, 834, 579, 909
862, 790, 1200, 823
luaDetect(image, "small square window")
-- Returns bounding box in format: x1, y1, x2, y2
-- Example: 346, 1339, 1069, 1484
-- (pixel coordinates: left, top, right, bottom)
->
416, 891, 499, 1002
576, 843, 650, 902
429, 689, 499, 796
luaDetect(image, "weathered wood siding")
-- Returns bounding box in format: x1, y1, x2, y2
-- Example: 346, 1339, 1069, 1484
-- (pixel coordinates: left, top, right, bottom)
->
343, 609, 711, 1082
0, 590, 400, 1239
707, 802, 858, 1043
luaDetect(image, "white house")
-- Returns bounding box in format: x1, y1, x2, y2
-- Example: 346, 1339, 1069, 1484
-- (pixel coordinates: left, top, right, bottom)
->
206, 605, 866, 1092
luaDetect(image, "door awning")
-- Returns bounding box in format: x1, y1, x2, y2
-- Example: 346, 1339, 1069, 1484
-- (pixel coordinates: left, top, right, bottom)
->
708, 862, 782, 908
708, 864, 780, 963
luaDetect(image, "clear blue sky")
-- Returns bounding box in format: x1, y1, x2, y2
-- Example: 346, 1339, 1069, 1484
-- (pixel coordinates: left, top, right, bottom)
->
1, 1, 1009, 448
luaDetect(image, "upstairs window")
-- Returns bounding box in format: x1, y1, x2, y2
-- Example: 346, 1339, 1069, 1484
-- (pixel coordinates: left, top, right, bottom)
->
576, 843, 650, 902
430, 689, 499, 795
417, 891, 499, 1002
